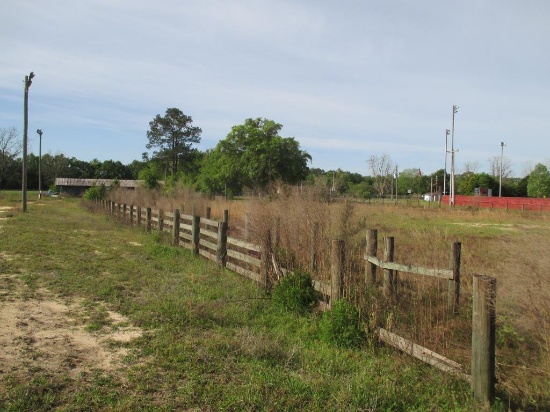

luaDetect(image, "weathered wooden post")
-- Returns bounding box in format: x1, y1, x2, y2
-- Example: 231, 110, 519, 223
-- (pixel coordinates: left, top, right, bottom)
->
245, 213, 251, 242
217, 221, 227, 267
383, 237, 395, 298
172, 209, 180, 246
205, 207, 211, 219
261, 229, 272, 291
122, 204, 127, 222
192, 215, 200, 255
448, 242, 461, 314
330, 239, 345, 308
223, 209, 229, 224
472, 274, 496, 406
146, 208, 152, 233
310, 222, 319, 273
366, 229, 378, 287
137, 206, 142, 226
157, 209, 164, 232
110, 201, 115, 215
129, 205, 134, 225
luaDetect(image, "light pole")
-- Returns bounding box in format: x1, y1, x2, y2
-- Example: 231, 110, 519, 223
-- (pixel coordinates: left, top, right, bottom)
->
37, 129, 43, 199
22, 71, 35, 212
449, 105, 459, 206
499, 141, 506, 197
444, 129, 450, 196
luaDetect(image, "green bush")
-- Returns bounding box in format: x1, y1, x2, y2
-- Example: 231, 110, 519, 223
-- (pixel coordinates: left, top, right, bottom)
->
83, 184, 107, 201
272, 270, 317, 315
319, 299, 365, 348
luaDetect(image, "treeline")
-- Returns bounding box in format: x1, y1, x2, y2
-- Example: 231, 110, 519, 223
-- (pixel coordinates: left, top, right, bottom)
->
2, 109, 549, 198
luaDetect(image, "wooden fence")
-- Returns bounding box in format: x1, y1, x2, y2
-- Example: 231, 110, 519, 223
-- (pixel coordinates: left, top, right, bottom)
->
100, 199, 496, 405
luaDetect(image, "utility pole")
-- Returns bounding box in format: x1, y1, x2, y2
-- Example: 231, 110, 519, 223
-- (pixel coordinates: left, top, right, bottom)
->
22, 71, 35, 212
499, 142, 506, 197
37, 129, 43, 199
449, 105, 458, 206
394, 165, 398, 205
444, 129, 450, 196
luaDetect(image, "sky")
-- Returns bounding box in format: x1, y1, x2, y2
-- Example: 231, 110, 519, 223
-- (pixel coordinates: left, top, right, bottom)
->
1, 0, 549, 178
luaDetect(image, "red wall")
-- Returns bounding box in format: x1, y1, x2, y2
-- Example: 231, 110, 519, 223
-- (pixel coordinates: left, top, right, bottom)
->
441, 195, 550, 211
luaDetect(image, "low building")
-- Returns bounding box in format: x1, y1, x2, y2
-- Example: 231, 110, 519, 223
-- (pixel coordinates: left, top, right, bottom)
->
54, 178, 142, 196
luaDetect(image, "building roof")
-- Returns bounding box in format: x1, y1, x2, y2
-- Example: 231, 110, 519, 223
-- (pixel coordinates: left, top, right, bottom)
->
55, 178, 142, 188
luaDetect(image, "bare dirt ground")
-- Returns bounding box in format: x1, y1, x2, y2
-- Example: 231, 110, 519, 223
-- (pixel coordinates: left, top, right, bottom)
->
0, 271, 142, 381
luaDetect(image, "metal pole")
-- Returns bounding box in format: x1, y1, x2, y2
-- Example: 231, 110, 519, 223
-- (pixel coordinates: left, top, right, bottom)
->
450, 105, 458, 206
444, 129, 450, 197
499, 142, 505, 197
394, 165, 398, 205
37, 129, 43, 199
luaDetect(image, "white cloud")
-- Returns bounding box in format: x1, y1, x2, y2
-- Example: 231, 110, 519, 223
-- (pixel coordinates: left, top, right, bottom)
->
1, 0, 549, 176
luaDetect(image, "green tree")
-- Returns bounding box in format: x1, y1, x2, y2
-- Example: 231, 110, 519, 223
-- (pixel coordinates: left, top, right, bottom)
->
198, 118, 310, 195
138, 164, 161, 189
457, 172, 498, 196
397, 168, 429, 195
41, 153, 70, 188
146, 108, 202, 176
527, 164, 550, 198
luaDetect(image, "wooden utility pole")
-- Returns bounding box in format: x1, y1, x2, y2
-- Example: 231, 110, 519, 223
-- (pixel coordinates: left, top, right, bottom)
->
22, 72, 34, 212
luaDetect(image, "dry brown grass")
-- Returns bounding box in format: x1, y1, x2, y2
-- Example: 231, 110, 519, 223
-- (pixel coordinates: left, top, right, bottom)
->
112, 187, 550, 408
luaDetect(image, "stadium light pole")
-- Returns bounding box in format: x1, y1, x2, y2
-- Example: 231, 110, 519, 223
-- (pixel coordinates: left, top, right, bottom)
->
449, 105, 458, 206
22, 71, 35, 212
499, 141, 506, 197
37, 129, 43, 199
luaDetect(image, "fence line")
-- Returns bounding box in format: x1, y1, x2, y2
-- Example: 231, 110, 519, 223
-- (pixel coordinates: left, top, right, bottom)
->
100, 199, 496, 404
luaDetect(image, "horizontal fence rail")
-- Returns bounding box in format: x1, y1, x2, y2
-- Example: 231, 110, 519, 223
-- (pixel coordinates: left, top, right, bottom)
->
99, 199, 496, 405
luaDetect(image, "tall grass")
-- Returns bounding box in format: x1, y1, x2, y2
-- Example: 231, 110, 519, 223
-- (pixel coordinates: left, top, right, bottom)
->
110, 185, 550, 409
0, 192, 484, 411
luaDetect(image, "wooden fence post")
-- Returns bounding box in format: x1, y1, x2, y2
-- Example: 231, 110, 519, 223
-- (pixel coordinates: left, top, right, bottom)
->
472, 274, 496, 406
129, 205, 134, 224
123, 204, 127, 222
223, 209, 229, 224
192, 215, 200, 255
146, 208, 152, 233
172, 209, 180, 246
383, 237, 395, 299
261, 229, 272, 291
448, 242, 461, 314
366, 229, 378, 287
137, 206, 142, 226
217, 221, 227, 267
310, 222, 319, 273
245, 213, 251, 242
206, 207, 211, 219
330, 239, 345, 308
110, 201, 114, 215
158, 209, 164, 232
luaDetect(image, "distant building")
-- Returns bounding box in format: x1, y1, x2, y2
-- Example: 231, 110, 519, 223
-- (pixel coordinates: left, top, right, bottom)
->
54, 178, 142, 196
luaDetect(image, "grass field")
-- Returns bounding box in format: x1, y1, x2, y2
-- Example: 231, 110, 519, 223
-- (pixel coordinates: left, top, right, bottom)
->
0, 190, 547, 410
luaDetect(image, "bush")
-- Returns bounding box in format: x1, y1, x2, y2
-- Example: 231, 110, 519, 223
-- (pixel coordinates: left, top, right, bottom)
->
84, 184, 107, 201
319, 299, 365, 348
272, 270, 317, 315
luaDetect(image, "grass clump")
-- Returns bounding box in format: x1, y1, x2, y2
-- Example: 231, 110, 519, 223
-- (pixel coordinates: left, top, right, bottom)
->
272, 270, 318, 315
320, 299, 365, 348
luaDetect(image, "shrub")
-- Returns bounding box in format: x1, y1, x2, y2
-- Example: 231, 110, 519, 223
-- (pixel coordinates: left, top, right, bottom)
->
272, 270, 317, 315
319, 299, 365, 348
84, 184, 107, 201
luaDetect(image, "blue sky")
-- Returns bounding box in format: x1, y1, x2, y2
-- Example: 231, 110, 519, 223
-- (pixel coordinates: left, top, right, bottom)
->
1, 0, 549, 177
